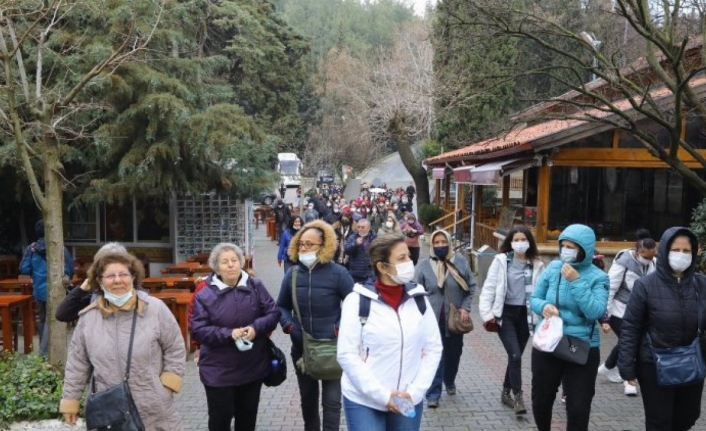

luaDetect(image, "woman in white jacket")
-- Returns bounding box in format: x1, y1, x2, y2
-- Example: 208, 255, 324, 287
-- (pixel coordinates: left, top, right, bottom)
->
478, 225, 545, 416
337, 233, 442, 431
597, 231, 656, 395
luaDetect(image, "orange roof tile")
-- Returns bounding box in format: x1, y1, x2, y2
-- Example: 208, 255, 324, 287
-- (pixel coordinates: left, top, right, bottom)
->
426, 75, 706, 166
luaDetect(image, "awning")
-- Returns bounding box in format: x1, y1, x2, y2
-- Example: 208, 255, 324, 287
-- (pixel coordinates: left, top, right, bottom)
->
432, 167, 447, 179
452, 166, 475, 183
469, 158, 536, 185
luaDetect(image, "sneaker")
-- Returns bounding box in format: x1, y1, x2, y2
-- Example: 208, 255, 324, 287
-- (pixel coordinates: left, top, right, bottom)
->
514, 391, 527, 415
598, 363, 624, 383
624, 381, 638, 396
427, 398, 439, 408
446, 386, 457, 396
501, 389, 514, 408
561, 392, 566, 404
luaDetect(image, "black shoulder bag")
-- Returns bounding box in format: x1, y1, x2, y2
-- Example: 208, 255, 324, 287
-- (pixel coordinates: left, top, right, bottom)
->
647, 291, 706, 387
85, 307, 145, 431
552, 279, 593, 365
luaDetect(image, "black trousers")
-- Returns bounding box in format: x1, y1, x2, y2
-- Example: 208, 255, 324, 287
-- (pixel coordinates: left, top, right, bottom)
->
637, 361, 704, 431
531, 347, 600, 431
498, 304, 530, 394
604, 315, 623, 369
204, 380, 263, 431
409, 246, 420, 266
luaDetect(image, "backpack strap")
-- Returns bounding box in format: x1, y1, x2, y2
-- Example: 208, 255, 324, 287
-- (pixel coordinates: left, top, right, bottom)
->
358, 288, 426, 326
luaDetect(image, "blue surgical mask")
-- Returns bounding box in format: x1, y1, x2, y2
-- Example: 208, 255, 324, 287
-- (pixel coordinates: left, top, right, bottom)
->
434, 246, 450, 260
560, 247, 579, 263
102, 286, 134, 307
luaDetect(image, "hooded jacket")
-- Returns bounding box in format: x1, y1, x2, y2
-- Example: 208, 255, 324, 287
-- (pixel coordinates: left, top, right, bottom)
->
277, 220, 355, 358
337, 282, 442, 410
606, 248, 656, 319
191, 272, 281, 387
415, 230, 476, 323
19, 238, 73, 302
618, 227, 706, 381
479, 250, 546, 323
530, 224, 609, 347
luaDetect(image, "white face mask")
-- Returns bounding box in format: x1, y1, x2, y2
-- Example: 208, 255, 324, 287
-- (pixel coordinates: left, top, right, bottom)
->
385, 221, 393, 228
560, 247, 579, 263
299, 251, 318, 268
637, 255, 652, 266
389, 261, 415, 284
102, 286, 134, 307
511, 241, 530, 254
668, 251, 692, 273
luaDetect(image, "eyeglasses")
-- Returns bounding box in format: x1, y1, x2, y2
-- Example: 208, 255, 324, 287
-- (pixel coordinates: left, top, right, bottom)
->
297, 241, 322, 250
102, 273, 133, 282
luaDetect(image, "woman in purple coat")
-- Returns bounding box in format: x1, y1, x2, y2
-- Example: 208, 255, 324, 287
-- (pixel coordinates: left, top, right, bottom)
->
191, 243, 281, 431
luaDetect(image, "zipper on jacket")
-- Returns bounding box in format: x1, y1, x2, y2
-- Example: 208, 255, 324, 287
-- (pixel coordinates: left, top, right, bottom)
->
308, 269, 314, 334
395, 311, 404, 390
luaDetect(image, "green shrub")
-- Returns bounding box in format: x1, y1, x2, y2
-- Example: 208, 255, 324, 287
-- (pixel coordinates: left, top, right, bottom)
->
0, 352, 64, 429
418, 203, 444, 231
691, 198, 706, 273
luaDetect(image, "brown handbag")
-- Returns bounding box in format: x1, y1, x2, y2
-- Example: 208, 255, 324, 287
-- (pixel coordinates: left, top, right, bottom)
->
447, 302, 473, 334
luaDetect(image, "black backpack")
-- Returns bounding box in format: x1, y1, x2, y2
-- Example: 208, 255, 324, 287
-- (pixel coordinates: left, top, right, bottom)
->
358, 284, 427, 326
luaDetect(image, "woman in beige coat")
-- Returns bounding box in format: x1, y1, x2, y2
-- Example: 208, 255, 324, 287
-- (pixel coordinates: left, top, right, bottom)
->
60, 252, 186, 430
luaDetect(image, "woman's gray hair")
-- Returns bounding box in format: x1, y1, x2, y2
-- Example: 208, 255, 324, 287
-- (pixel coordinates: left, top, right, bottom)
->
95, 242, 127, 261
208, 243, 244, 270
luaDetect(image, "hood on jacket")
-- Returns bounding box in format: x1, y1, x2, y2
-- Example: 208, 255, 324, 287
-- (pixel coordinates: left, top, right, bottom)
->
557, 224, 596, 269
656, 226, 699, 280
287, 219, 337, 264
429, 229, 452, 259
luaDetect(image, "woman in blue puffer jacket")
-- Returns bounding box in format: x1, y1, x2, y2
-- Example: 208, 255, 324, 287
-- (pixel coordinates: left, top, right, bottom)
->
530, 223, 609, 431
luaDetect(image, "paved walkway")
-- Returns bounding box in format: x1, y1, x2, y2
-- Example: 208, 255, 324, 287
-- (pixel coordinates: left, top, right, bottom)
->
175, 223, 706, 431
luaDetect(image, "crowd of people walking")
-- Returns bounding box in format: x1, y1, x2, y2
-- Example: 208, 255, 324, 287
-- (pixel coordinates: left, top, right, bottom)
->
46, 180, 706, 431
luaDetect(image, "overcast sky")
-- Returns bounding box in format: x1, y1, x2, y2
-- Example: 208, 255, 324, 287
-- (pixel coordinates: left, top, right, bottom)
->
411, 0, 436, 16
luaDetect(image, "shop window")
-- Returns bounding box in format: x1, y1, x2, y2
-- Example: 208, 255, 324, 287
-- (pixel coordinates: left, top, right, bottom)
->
547, 166, 704, 241
64, 203, 97, 241
136, 199, 170, 242
100, 204, 134, 242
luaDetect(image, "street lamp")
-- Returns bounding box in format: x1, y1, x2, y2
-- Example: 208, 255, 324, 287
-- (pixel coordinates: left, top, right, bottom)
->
579, 31, 602, 82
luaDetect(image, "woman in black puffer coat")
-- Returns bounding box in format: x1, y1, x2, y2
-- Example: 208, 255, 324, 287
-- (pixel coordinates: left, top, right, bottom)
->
618, 226, 706, 431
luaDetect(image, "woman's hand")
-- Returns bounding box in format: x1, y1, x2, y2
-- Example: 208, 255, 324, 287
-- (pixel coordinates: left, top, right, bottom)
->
232, 326, 256, 341
459, 309, 470, 323
601, 323, 611, 334
561, 263, 580, 281
542, 304, 559, 318
63, 412, 78, 426
386, 390, 411, 413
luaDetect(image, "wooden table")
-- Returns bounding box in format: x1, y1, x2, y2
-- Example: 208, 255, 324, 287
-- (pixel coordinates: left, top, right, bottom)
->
0, 295, 35, 353
143, 277, 197, 287
0, 276, 83, 287
151, 291, 194, 355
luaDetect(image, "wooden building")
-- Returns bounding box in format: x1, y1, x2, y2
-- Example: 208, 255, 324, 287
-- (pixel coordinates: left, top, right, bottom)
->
425, 76, 706, 256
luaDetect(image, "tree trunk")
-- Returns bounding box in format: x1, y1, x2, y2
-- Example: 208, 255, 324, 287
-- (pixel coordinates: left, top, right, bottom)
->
389, 114, 430, 209
43, 130, 69, 365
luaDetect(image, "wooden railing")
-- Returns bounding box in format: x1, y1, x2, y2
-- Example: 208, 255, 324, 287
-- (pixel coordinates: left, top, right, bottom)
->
428, 211, 455, 231
441, 214, 472, 236
474, 222, 498, 250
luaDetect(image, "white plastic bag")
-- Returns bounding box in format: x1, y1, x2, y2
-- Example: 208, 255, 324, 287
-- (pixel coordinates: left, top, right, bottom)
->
532, 316, 563, 352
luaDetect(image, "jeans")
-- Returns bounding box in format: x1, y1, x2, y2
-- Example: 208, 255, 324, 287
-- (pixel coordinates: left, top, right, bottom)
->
498, 304, 530, 394
637, 360, 704, 430
37, 300, 48, 356
295, 362, 342, 431
343, 397, 422, 431
604, 315, 623, 369
426, 319, 463, 401
204, 380, 263, 431
531, 347, 600, 431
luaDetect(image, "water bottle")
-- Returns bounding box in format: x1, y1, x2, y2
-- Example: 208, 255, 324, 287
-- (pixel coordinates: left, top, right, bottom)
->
392, 396, 416, 418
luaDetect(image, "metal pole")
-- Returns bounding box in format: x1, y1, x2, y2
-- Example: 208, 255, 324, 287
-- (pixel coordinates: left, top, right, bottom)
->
470, 185, 476, 251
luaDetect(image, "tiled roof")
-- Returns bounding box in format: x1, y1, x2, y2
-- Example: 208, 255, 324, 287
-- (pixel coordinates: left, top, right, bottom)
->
425, 75, 706, 166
